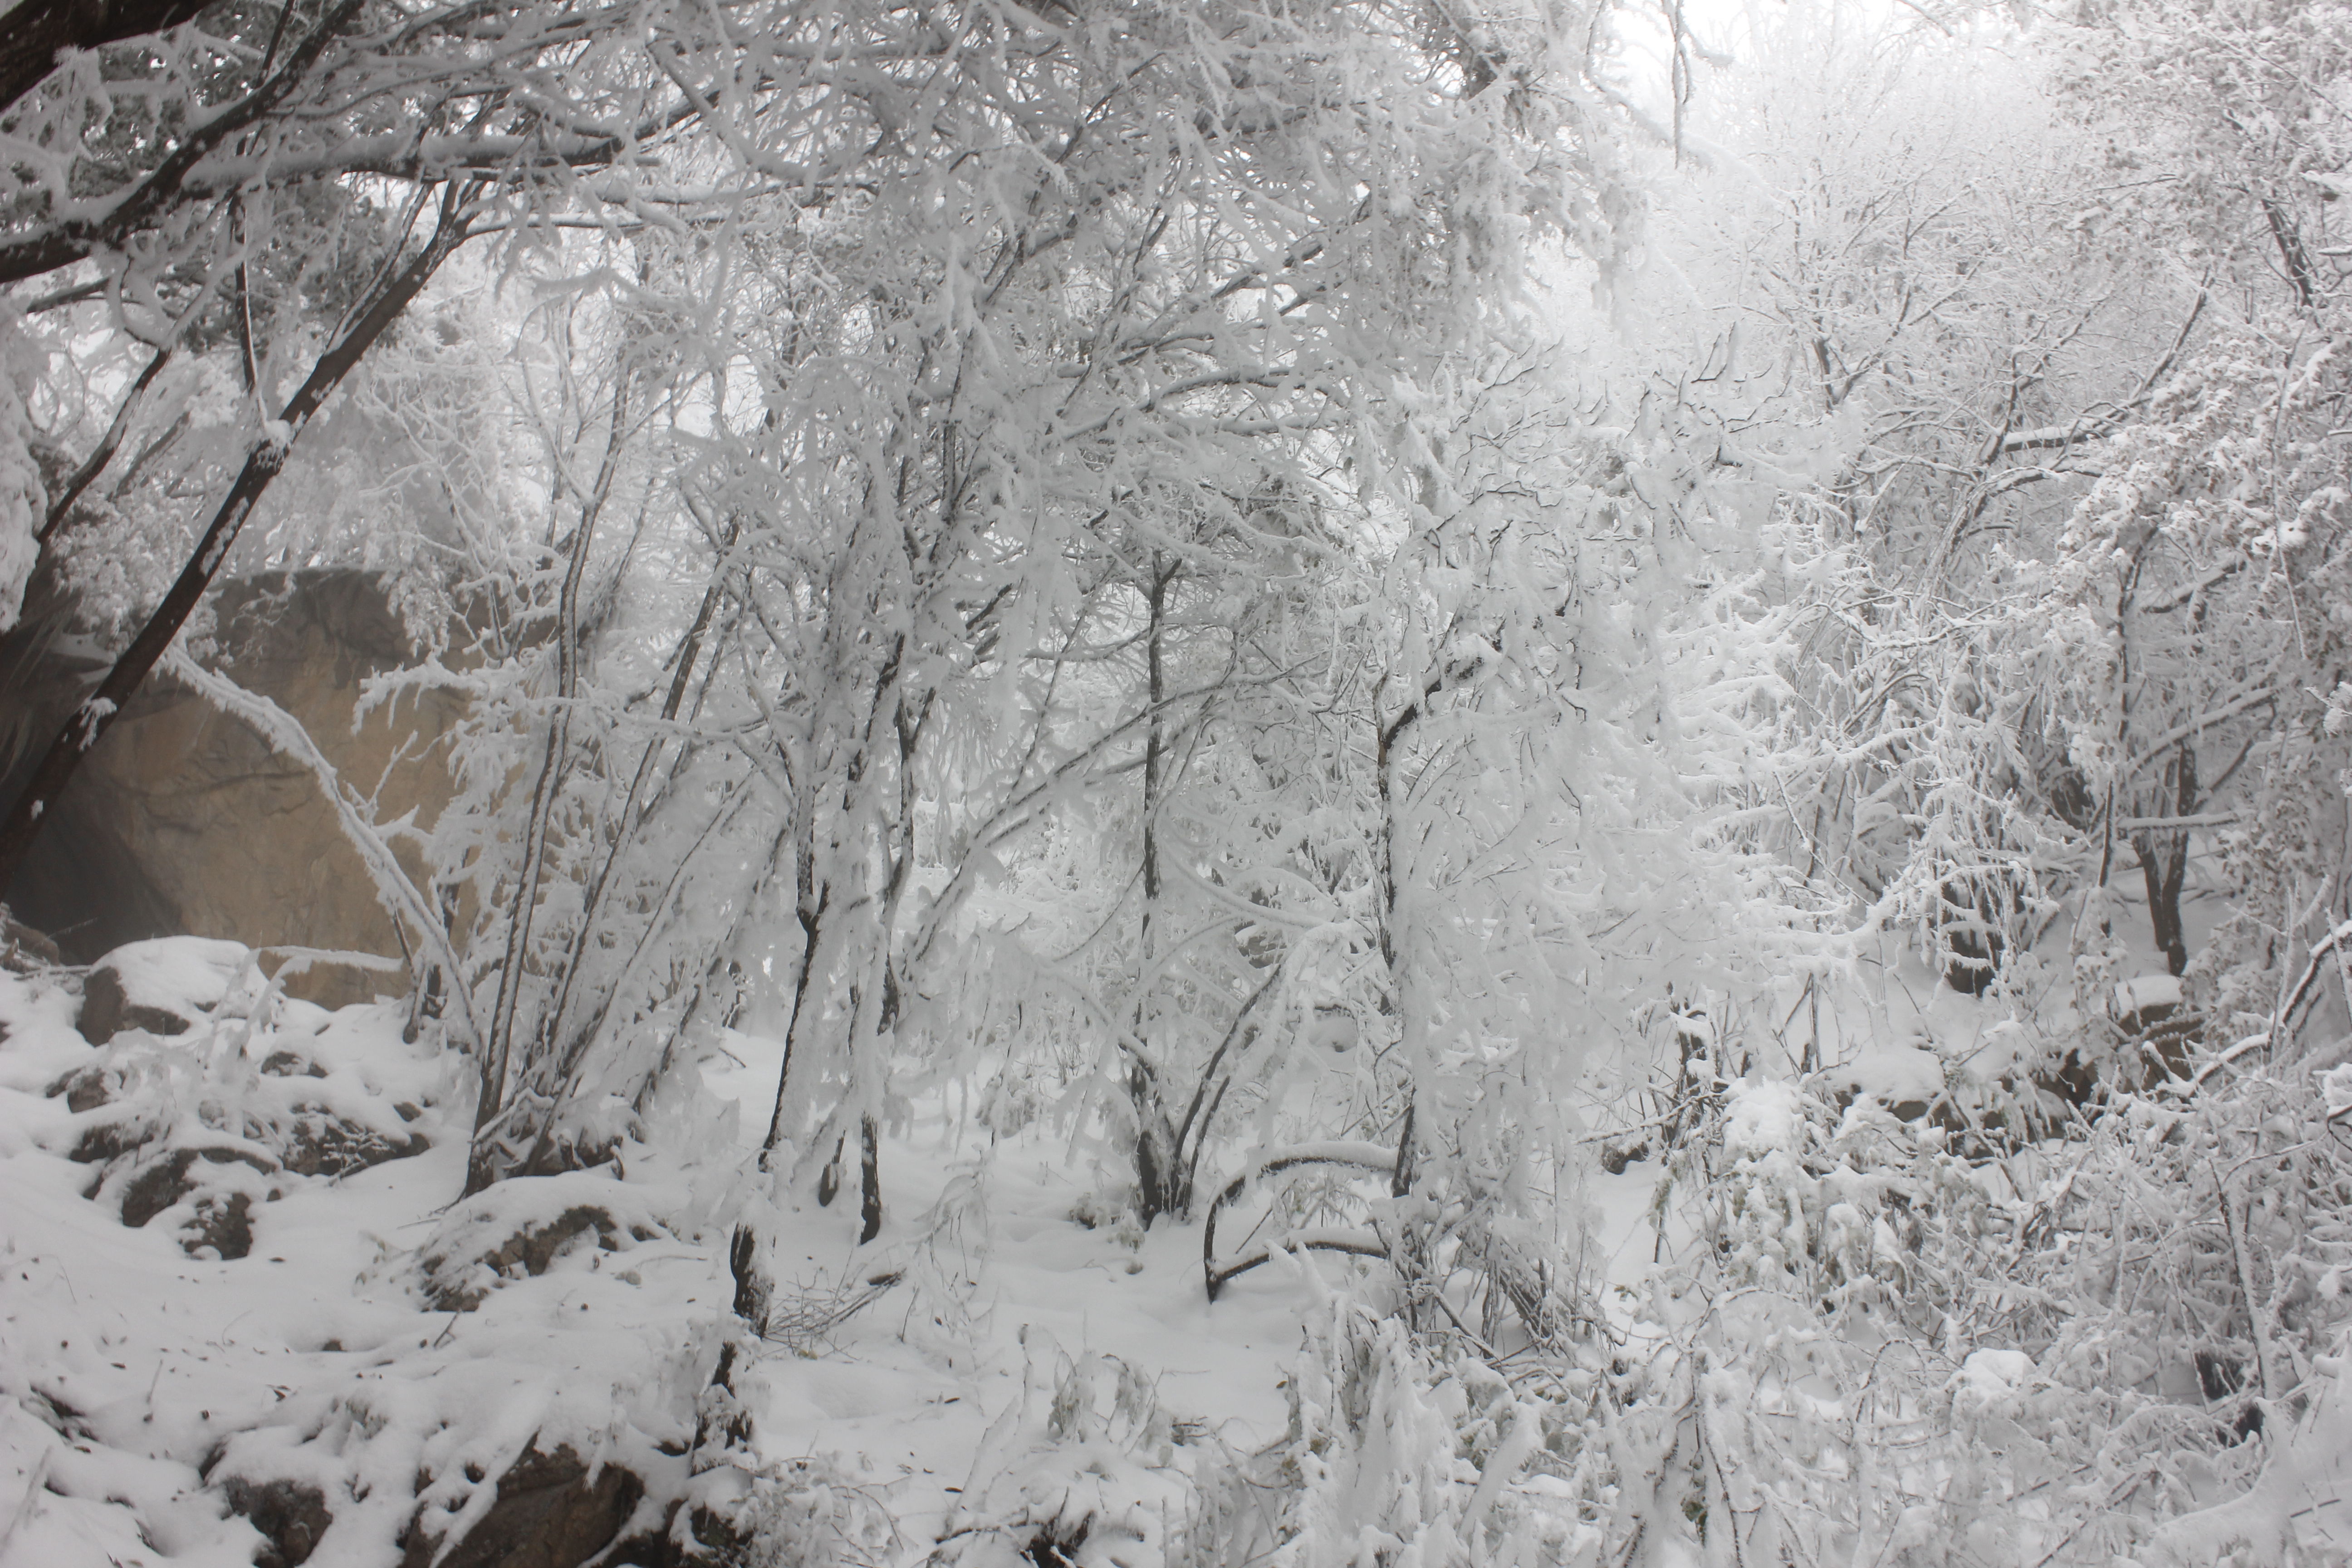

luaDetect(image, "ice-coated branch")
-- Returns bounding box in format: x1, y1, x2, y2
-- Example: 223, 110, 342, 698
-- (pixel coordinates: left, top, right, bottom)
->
156, 645, 481, 1053
0, 180, 480, 895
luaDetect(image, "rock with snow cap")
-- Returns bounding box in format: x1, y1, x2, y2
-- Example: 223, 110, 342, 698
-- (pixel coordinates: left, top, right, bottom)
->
76, 935, 255, 1044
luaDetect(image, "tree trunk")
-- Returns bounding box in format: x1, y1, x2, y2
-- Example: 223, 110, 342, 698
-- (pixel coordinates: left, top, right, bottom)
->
1130, 553, 1182, 1225
858, 1113, 882, 1245
2136, 838, 2190, 978
40, 346, 171, 544
466, 368, 637, 1197
2135, 740, 2198, 978
0, 182, 473, 897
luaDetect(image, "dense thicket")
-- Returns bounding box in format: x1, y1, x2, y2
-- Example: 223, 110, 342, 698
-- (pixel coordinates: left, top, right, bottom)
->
4, 0, 2350, 1558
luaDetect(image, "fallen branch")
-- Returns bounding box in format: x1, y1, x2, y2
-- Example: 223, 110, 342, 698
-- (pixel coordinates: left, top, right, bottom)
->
1202, 1141, 1398, 1302
1206, 1230, 1392, 1299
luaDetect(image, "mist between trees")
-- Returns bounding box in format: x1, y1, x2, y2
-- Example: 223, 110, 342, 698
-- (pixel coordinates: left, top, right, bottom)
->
1, 0, 2350, 1559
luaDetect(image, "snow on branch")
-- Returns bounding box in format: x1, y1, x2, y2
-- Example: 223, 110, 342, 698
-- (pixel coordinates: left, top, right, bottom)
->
159, 643, 480, 1050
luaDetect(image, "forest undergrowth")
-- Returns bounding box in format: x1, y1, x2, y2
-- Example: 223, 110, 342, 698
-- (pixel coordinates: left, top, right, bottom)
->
2, 0, 2352, 1560
3, 932, 2348, 1567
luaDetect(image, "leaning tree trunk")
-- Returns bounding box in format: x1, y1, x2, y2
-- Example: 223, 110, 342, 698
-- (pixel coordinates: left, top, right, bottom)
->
0, 182, 476, 896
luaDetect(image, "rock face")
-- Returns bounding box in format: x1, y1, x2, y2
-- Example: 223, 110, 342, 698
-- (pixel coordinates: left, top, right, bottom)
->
76, 961, 192, 1043
5, 570, 465, 1006
399, 1447, 644, 1568
416, 1175, 667, 1312
223, 1477, 333, 1568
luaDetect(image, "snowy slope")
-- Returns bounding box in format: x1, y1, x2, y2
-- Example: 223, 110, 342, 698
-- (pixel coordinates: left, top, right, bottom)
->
0, 949, 1331, 1568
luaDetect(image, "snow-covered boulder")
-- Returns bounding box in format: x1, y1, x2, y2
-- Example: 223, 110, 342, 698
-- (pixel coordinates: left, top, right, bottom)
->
393, 1443, 644, 1568
1820, 1039, 1947, 1124
45, 953, 440, 1256
76, 935, 255, 1044
415, 1171, 672, 1312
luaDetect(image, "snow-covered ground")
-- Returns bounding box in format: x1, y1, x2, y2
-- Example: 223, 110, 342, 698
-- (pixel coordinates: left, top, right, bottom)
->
10, 912, 2350, 1568
0, 943, 1341, 1568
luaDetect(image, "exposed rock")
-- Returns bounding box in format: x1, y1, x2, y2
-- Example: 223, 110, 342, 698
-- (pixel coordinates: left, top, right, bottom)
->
62, 1012, 431, 1243
260, 1049, 328, 1078
77, 962, 194, 1045
515, 1120, 628, 1180
74, 936, 254, 1046
486, 1207, 614, 1274
4, 569, 469, 1008
421, 1205, 656, 1312
1024, 1521, 1090, 1568
51, 1063, 111, 1114
223, 1476, 333, 1568
1597, 1138, 1649, 1176
609, 1500, 751, 1567
604, 1489, 839, 1568
0, 908, 60, 971
184, 1190, 255, 1260
62, 1070, 427, 1181
399, 1446, 643, 1568
281, 1117, 427, 1178
68, 1115, 141, 1166
118, 1147, 277, 1231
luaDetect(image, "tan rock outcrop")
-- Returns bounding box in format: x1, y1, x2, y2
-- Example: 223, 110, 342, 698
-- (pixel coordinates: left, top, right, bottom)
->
8, 570, 463, 1006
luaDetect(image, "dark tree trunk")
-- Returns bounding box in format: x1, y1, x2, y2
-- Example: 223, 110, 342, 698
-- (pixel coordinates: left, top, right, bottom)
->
1127, 553, 1186, 1225
817, 1136, 843, 1206
727, 1223, 769, 1328
2135, 740, 2199, 978
0, 183, 474, 897
40, 346, 170, 544
1131, 1062, 1176, 1224
2137, 839, 2190, 977
691, 1224, 766, 1461
858, 1113, 881, 1245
